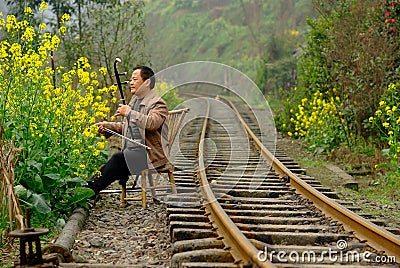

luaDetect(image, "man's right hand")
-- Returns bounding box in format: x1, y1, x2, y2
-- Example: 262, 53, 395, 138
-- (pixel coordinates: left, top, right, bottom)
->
95, 122, 113, 138
96, 122, 106, 134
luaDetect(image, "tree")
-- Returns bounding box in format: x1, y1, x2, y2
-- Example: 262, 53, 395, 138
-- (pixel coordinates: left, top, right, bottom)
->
299, 0, 400, 138
6, 0, 148, 78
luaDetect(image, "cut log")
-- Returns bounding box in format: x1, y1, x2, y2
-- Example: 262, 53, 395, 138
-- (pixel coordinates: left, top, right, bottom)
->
43, 206, 89, 262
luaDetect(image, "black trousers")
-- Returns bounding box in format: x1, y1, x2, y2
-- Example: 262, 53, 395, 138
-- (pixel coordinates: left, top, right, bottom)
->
87, 147, 147, 194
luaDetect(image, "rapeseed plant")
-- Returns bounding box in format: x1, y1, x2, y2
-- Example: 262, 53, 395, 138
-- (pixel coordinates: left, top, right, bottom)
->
289, 89, 347, 153
0, 4, 116, 221
371, 83, 400, 165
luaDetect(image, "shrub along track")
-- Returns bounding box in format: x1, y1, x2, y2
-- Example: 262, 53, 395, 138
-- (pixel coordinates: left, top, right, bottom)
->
54, 94, 399, 267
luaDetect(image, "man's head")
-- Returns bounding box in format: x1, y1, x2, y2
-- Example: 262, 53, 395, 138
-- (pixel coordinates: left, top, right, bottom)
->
133, 66, 155, 88
130, 65, 155, 98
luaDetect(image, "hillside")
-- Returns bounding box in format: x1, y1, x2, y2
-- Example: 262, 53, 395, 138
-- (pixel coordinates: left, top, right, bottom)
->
143, 0, 315, 83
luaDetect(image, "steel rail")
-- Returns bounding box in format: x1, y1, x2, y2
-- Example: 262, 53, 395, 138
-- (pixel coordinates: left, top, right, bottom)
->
196, 97, 275, 268
227, 99, 400, 261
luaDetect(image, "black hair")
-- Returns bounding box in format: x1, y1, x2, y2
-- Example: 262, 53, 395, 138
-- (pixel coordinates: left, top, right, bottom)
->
132, 65, 155, 89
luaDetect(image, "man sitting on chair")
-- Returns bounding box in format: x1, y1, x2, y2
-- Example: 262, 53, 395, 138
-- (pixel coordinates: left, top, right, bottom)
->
87, 65, 169, 195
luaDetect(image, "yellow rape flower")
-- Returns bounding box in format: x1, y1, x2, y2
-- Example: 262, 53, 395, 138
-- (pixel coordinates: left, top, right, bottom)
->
10, 43, 22, 57
77, 57, 91, 69
51, 35, 60, 48
39, 2, 49, 12
21, 26, 35, 42
6, 15, 17, 32
59, 26, 67, 36
24, 7, 33, 15
99, 67, 107, 76
61, 13, 70, 24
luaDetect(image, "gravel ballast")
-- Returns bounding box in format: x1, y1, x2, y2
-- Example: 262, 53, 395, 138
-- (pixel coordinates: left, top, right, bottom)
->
70, 189, 171, 267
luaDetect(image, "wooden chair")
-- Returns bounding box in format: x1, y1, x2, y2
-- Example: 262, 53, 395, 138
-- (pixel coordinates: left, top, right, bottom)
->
120, 107, 189, 208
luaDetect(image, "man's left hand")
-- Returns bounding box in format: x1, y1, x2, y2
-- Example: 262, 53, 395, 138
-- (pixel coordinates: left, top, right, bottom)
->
115, 104, 131, 117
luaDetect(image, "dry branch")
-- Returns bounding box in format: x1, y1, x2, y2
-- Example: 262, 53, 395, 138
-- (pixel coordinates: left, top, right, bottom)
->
0, 136, 25, 231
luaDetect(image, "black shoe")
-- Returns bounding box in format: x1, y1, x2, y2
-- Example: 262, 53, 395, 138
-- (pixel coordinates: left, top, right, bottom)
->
85, 178, 102, 196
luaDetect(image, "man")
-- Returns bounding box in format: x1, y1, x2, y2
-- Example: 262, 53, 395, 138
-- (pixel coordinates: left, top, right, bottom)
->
87, 66, 169, 194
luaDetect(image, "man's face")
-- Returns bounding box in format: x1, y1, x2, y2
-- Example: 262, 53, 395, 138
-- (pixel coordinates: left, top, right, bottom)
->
129, 69, 147, 96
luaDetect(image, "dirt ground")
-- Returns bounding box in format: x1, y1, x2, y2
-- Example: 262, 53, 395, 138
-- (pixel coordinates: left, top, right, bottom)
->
277, 135, 400, 230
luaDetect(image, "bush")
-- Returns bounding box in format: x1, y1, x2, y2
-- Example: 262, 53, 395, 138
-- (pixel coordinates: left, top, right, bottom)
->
0, 4, 116, 224
288, 89, 348, 153
371, 83, 400, 167
284, 0, 400, 153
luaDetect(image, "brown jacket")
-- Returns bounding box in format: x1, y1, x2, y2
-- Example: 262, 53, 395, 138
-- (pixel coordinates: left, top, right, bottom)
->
105, 90, 169, 168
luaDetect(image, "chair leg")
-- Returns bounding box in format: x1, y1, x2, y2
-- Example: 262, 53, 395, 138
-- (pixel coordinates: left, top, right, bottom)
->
141, 170, 147, 208
121, 184, 127, 207
168, 171, 177, 194
147, 173, 157, 197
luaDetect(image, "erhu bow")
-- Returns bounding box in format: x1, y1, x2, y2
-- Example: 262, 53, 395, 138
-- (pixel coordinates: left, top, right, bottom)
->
99, 58, 151, 150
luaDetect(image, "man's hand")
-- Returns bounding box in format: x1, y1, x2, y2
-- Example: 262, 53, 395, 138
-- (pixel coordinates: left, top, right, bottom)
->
95, 122, 107, 135
95, 122, 113, 138
114, 104, 131, 117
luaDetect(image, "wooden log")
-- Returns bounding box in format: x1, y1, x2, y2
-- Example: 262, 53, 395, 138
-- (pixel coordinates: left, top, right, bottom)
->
44, 206, 89, 262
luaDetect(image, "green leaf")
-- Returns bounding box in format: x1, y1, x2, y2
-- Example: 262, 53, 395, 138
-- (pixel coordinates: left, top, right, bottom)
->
27, 160, 42, 171
14, 185, 28, 199
45, 173, 60, 180
66, 177, 86, 187
68, 187, 94, 205
34, 174, 45, 192
30, 193, 51, 214
382, 148, 390, 157
20, 174, 44, 193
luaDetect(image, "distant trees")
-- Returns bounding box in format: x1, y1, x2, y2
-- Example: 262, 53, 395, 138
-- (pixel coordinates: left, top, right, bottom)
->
145, 0, 314, 92
236, 0, 315, 94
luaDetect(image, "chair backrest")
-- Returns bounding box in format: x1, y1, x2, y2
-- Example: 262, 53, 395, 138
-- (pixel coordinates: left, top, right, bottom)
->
167, 108, 189, 146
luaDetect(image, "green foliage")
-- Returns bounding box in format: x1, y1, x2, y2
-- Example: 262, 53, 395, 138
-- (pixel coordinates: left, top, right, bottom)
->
297, 16, 332, 94
371, 83, 400, 168
0, 7, 115, 225
281, 0, 400, 154
287, 89, 349, 153
60, 0, 148, 79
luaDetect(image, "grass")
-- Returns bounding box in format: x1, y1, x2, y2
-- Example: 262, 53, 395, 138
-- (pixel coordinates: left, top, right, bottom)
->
298, 157, 328, 168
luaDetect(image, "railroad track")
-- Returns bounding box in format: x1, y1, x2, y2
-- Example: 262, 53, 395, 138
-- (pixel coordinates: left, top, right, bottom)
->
57, 93, 399, 267
165, 95, 400, 267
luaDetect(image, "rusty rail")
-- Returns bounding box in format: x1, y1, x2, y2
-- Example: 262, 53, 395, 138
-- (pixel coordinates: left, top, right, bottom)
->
196, 97, 275, 267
